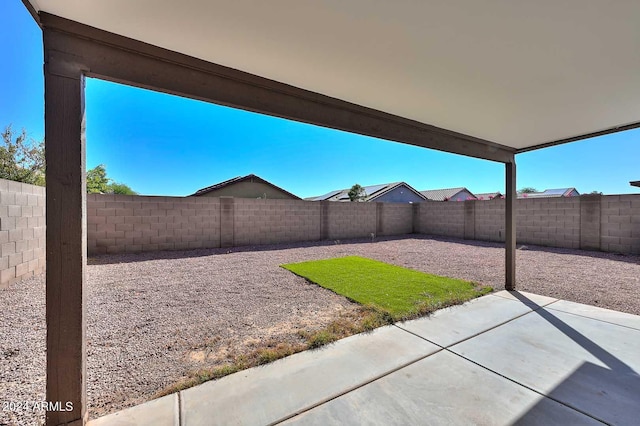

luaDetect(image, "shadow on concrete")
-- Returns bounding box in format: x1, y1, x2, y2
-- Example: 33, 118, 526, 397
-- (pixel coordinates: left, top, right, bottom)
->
511, 291, 640, 424
514, 361, 640, 425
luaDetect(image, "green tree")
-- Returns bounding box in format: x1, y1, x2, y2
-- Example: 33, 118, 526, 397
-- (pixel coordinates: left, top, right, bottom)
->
518, 187, 538, 194
347, 184, 366, 202
0, 125, 45, 186
108, 182, 137, 195
86, 164, 137, 195
589, 191, 603, 195
86, 164, 110, 194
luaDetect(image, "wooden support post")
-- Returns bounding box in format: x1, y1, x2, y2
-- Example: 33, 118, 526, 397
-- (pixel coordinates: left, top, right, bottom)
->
505, 159, 516, 290
44, 29, 87, 426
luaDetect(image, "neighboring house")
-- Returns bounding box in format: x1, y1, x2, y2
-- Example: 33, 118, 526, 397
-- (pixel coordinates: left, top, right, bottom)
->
420, 187, 477, 201
631, 181, 640, 188
307, 182, 426, 203
191, 174, 301, 199
475, 192, 503, 200
518, 188, 580, 199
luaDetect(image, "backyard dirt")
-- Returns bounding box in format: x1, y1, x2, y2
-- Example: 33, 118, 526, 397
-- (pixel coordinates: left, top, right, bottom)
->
1, 235, 639, 425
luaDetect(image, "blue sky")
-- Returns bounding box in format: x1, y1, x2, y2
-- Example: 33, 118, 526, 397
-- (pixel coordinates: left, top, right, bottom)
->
2, 1, 639, 198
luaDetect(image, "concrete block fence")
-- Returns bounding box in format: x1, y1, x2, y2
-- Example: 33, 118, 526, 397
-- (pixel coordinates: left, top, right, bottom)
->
86, 194, 414, 255
414, 195, 639, 254
2, 186, 639, 287
416, 201, 465, 239
0, 178, 46, 288
87, 194, 222, 254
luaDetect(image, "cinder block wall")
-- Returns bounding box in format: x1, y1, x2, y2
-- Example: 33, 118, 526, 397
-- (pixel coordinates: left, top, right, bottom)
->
4, 189, 637, 284
516, 198, 581, 248
326, 202, 377, 240
87, 196, 413, 254
9, 192, 637, 260
233, 198, 321, 246
379, 203, 414, 236
0, 178, 46, 287
87, 194, 639, 255
471, 198, 581, 247
416, 195, 638, 254
474, 200, 505, 242
600, 195, 640, 254
87, 194, 221, 254
416, 201, 465, 238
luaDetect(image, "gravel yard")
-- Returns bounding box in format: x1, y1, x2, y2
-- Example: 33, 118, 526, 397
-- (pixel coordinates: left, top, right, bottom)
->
1, 235, 639, 425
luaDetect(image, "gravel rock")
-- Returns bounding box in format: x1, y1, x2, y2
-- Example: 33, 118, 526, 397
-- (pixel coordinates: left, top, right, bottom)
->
1, 235, 638, 424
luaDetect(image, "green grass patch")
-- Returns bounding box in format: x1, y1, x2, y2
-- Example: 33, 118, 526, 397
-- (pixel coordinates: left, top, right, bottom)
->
282, 256, 491, 320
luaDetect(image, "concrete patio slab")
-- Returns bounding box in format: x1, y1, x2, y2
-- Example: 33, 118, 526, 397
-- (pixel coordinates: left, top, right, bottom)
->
87, 394, 178, 426
180, 325, 438, 426
451, 307, 640, 425
396, 291, 557, 348
546, 299, 640, 331
282, 350, 602, 426
88, 292, 640, 426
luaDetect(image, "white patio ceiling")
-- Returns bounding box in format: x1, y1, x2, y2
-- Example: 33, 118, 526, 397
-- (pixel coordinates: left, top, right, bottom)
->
26, 0, 640, 151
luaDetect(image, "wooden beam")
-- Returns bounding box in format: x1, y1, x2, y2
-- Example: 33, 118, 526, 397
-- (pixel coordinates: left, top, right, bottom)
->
20, 0, 41, 27
516, 121, 640, 154
505, 159, 516, 290
44, 27, 87, 426
39, 12, 515, 164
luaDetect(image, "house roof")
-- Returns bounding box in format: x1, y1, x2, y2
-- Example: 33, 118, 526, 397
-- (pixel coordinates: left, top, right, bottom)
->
420, 187, 476, 202
25, 1, 640, 154
475, 192, 503, 200
191, 174, 301, 199
518, 188, 579, 198
308, 182, 426, 202
631, 181, 640, 188
418, 187, 581, 200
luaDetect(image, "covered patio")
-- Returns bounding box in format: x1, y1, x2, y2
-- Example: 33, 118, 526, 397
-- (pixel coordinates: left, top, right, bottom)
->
18, 1, 640, 424
88, 290, 640, 425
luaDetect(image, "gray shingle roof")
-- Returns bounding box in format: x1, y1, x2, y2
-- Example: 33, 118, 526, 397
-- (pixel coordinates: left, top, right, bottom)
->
419, 187, 475, 201
308, 182, 425, 202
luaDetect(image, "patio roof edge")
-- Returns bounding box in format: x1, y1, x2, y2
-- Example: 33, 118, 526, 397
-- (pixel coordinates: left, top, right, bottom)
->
22, 0, 42, 28
516, 121, 640, 154
39, 12, 515, 163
